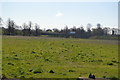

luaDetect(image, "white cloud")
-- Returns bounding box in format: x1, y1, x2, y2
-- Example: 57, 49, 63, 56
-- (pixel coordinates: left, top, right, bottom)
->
56, 12, 63, 17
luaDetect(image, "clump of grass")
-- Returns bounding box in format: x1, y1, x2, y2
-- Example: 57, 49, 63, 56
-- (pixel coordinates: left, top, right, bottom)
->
2, 74, 7, 79
49, 70, 55, 73
110, 76, 119, 80
7, 62, 14, 66
32, 67, 43, 74
69, 70, 76, 72
107, 62, 114, 65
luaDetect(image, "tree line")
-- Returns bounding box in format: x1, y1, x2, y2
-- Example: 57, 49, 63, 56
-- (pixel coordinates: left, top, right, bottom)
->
1, 18, 119, 39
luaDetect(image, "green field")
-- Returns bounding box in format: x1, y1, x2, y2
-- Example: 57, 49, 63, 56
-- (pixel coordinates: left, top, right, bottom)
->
2, 36, 119, 79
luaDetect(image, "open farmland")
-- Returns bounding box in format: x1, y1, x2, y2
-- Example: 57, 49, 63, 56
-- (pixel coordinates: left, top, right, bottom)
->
2, 36, 119, 79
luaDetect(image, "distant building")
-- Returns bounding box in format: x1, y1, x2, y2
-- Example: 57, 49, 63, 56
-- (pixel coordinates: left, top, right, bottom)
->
69, 32, 76, 34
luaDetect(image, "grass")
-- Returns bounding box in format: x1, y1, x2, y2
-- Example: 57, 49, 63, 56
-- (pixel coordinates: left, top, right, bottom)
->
2, 36, 119, 78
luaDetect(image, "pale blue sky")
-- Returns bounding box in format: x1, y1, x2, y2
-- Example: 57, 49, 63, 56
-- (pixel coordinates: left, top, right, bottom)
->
1, 2, 118, 29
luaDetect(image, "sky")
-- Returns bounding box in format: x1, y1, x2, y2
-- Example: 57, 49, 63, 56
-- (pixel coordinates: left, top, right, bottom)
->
1, 1, 118, 30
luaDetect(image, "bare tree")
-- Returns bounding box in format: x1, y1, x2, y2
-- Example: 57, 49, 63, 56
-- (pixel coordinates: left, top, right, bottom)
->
22, 23, 28, 36
7, 18, 15, 35
35, 23, 39, 36
87, 23, 92, 31
103, 27, 110, 35
97, 23, 101, 28
53, 28, 59, 33
28, 21, 32, 36
64, 25, 69, 33
86, 23, 92, 37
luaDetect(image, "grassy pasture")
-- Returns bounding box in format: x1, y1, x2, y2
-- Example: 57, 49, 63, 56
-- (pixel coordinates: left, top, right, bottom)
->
2, 36, 119, 79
